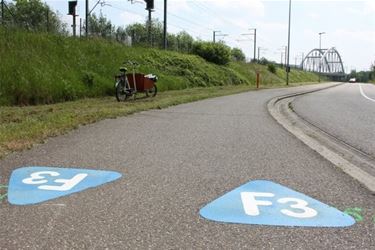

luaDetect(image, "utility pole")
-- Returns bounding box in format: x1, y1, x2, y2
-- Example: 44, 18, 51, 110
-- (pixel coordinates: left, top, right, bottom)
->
163, 0, 167, 49
144, 0, 155, 46
72, 6, 76, 36
80, 18, 82, 37
148, 8, 152, 45
284, 46, 288, 66
1, 0, 4, 25
85, 0, 109, 38
286, 0, 292, 86
318, 32, 325, 82
68, 1, 78, 37
278, 47, 286, 67
46, 8, 49, 32
1, 0, 15, 25
213, 30, 219, 43
240, 29, 256, 62
248, 28, 257, 61
85, 0, 88, 37
253, 29, 257, 61
213, 30, 228, 43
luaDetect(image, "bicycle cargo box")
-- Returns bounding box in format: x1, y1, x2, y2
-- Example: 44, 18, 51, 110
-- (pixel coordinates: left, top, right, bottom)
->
126, 73, 154, 91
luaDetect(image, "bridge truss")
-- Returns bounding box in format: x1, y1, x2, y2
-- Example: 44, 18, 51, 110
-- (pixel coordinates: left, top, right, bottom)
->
302, 47, 345, 77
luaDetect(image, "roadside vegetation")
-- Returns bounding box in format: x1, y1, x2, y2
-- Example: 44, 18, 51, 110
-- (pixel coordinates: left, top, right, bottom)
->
348, 61, 375, 83
0, 0, 320, 106
0, 27, 320, 106
0, 83, 316, 159
0, 0, 322, 158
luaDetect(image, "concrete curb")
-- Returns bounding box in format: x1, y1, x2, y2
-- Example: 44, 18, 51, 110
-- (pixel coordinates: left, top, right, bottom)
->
267, 83, 375, 194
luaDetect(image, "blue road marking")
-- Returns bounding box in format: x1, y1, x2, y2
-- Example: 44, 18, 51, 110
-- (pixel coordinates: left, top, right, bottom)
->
200, 180, 355, 227
8, 166, 122, 205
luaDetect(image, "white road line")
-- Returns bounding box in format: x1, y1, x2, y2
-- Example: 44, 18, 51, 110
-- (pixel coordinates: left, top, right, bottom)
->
359, 83, 375, 102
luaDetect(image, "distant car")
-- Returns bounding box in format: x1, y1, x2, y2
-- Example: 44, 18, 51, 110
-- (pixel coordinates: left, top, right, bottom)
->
349, 78, 356, 83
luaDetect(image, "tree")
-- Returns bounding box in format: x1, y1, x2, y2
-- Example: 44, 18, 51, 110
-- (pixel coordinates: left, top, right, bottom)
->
6, 0, 66, 33
115, 26, 129, 44
152, 21, 165, 47
126, 22, 147, 46
231, 48, 246, 62
268, 64, 277, 74
370, 61, 375, 81
88, 13, 114, 39
176, 31, 194, 53
259, 57, 271, 65
126, 19, 166, 48
192, 41, 231, 65
167, 33, 178, 51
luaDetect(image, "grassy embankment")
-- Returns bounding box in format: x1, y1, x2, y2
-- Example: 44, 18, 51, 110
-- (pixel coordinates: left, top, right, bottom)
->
0, 28, 320, 158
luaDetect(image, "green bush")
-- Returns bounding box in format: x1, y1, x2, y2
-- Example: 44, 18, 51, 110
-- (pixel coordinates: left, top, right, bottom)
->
231, 48, 246, 62
0, 28, 321, 106
82, 71, 95, 88
268, 64, 277, 74
192, 41, 231, 65
0, 28, 244, 105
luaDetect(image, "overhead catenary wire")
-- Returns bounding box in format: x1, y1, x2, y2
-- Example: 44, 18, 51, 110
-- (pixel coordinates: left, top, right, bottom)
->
75, 1, 275, 60
108, 4, 145, 20
110, 2, 213, 39
89, 1, 255, 45
154, 6, 214, 32
109, 3, 210, 39
187, 2, 277, 54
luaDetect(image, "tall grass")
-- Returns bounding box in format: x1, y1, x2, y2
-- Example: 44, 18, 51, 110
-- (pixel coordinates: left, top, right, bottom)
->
0, 28, 319, 106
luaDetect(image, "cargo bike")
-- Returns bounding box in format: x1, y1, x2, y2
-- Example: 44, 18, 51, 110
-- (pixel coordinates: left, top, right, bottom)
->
115, 61, 158, 102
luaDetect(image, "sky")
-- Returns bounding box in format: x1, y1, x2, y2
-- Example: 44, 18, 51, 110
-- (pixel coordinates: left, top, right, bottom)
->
44, 0, 375, 72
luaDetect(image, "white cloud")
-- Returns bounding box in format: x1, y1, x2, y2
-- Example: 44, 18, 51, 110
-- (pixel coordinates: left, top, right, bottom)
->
169, 0, 191, 12
256, 21, 287, 32
120, 11, 145, 25
307, 12, 320, 20
211, 0, 265, 17
333, 29, 375, 44
157, 0, 265, 17
364, 0, 375, 14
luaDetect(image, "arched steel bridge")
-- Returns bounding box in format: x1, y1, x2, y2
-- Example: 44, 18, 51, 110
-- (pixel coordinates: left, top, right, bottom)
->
301, 47, 345, 76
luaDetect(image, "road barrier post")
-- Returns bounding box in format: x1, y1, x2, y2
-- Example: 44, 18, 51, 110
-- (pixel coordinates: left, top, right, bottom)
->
256, 71, 260, 89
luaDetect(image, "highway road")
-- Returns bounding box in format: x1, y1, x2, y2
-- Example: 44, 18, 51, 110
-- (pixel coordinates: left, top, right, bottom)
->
293, 83, 375, 158
0, 83, 374, 249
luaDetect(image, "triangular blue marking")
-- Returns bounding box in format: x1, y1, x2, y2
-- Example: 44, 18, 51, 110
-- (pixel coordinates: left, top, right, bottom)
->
8, 166, 122, 205
200, 180, 355, 227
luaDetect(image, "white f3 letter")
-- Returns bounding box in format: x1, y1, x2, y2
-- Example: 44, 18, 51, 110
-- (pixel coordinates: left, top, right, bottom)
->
22, 171, 88, 192
241, 192, 275, 216
38, 174, 88, 191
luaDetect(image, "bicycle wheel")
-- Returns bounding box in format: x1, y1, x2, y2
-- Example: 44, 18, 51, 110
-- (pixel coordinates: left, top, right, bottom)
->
116, 81, 128, 102
146, 84, 157, 97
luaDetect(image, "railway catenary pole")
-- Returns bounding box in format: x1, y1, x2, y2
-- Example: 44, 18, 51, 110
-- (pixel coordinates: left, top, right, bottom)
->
85, 0, 88, 37
1, 0, 4, 25
318, 32, 326, 82
163, 0, 167, 49
286, 0, 292, 85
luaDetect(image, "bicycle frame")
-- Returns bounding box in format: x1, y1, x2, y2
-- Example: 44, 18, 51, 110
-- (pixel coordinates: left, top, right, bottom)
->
115, 60, 158, 102
115, 61, 138, 94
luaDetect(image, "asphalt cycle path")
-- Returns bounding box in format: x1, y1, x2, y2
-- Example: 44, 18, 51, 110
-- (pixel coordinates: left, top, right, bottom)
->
1, 83, 374, 249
